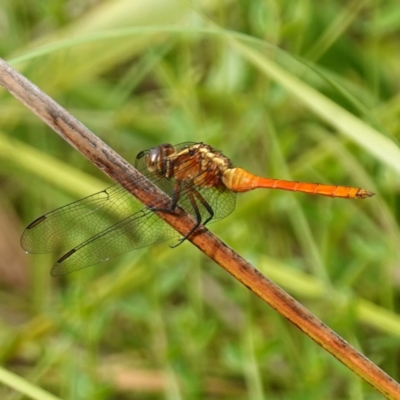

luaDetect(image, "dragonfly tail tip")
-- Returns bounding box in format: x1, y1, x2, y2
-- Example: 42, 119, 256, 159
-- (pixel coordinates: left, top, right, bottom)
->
357, 189, 375, 199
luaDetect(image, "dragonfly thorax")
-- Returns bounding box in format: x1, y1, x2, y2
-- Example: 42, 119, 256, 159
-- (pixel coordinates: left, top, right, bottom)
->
172, 143, 233, 188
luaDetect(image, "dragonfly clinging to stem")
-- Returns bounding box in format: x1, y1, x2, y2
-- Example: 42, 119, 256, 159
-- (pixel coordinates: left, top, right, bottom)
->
21, 142, 374, 276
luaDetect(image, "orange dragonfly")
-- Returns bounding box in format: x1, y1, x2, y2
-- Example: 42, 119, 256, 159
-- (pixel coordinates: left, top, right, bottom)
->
21, 142, 374, 276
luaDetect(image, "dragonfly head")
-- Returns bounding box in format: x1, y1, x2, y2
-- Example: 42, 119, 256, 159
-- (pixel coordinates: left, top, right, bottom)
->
139, 143, 176, 177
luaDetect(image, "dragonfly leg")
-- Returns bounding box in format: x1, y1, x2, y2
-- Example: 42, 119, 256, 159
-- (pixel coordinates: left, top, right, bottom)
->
191, 188, 214, 226
149, 177, 214, 247
170, 186, 214, 248
169, 188, 201, 248
149, 180, 182, 213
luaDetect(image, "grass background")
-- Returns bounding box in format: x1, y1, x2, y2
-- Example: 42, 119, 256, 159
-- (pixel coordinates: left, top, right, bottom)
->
0, 0, 400, 398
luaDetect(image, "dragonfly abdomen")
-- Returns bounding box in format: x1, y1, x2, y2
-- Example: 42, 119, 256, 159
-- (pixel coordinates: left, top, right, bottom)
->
222, 167, 374, 199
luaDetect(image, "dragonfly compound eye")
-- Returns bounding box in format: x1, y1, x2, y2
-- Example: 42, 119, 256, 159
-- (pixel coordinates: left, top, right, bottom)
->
145, 148, 161, 174
145, 144, 175, 176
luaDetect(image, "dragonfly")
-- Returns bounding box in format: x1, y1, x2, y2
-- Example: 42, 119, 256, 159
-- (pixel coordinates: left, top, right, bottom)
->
21, 142, 374, 276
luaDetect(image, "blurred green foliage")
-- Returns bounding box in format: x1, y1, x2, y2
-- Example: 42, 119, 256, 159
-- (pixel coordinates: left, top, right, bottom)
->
0, 0, 399, 398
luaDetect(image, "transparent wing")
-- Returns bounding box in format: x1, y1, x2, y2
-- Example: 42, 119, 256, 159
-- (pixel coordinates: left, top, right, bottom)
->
50, 207, 179, 276
21, 184, 138, 254
50, 183, 236, 276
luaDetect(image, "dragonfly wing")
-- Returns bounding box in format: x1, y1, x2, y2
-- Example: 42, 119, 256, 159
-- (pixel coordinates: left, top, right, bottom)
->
21, 184, 142, 254
198, 185, 236, 222
50, 208, 179, 276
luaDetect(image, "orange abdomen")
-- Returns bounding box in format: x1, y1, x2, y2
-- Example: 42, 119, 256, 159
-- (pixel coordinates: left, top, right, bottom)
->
222, 168, 374, 199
